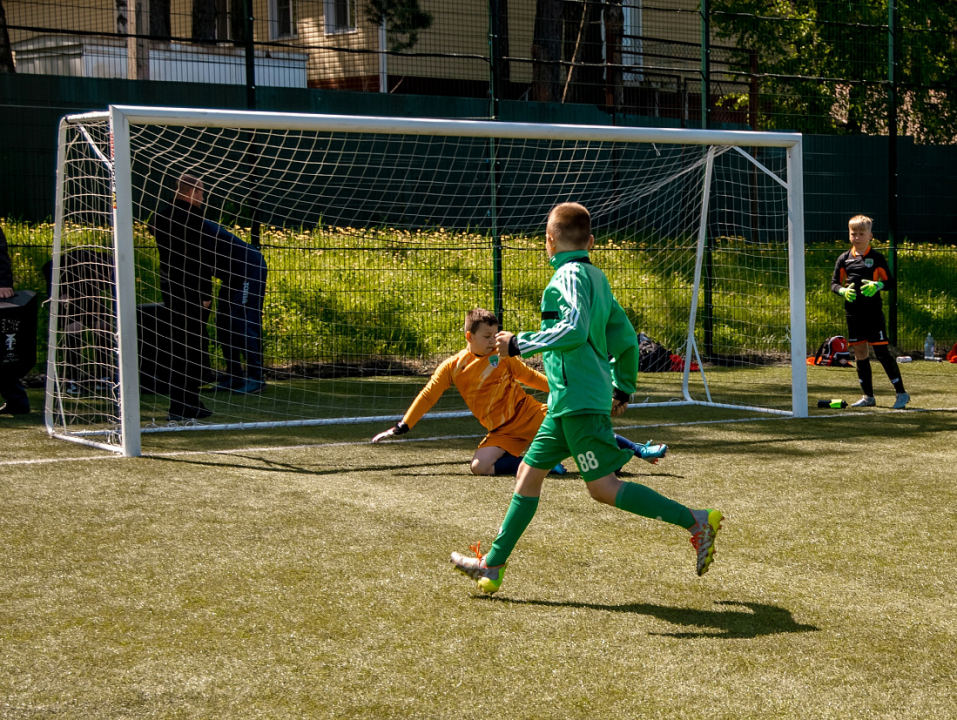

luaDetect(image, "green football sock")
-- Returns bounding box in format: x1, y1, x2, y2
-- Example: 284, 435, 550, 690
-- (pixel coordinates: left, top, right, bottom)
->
484, 493, 539, 567
615, 481, 696, 528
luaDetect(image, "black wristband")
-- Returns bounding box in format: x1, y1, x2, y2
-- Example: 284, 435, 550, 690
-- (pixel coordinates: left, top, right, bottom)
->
394, 421, 410, 435
613, 389, 631, 405
507, 336, 521, 357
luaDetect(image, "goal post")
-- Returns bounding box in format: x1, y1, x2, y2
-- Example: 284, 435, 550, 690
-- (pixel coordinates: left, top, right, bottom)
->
46, 105, 807, 456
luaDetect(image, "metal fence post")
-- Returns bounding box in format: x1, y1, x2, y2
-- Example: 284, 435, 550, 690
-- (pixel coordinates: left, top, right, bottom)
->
243, 0, 256, 111
887, 0, 898, 345
488, 0, 503, 323
701, 0, 714, 357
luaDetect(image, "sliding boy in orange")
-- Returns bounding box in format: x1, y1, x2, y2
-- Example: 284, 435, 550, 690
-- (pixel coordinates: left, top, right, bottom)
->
372, 308, 666, 476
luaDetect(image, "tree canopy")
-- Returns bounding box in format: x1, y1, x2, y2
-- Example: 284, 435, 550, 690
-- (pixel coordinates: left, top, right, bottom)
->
366, 0, 433, 53
711, 0, 957, 142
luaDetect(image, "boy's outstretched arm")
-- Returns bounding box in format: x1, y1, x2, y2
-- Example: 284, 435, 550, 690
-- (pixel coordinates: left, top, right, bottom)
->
371, 358, 454, 441
497, 272, 592, 359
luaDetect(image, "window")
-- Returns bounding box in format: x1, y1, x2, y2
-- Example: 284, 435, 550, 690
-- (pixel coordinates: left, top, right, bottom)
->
269, 0, 297, 39
622, 0, 643, 85
215, 0, 233, 41
324, 0, 357, 35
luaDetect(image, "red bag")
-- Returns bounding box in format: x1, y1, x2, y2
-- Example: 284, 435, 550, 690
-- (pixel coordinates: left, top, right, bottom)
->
811, 336, 854, 367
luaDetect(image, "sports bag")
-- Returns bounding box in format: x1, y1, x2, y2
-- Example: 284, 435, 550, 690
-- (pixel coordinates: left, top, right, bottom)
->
812, 335, 853, 367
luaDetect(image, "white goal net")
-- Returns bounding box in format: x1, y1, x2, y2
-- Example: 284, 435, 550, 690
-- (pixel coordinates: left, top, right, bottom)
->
46, 106, 806, 456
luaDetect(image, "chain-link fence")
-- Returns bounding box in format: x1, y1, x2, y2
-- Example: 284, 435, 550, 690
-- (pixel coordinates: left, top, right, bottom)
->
4, 2, 953, 133
2, 0, 957, 367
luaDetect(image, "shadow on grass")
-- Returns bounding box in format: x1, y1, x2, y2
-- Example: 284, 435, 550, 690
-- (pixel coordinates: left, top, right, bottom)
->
484, 597, 818, 639
148, 453, 462, 477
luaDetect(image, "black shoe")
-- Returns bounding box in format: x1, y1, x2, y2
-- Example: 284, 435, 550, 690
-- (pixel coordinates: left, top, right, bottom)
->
0, 403, 30, 415
167, 405, 213, 421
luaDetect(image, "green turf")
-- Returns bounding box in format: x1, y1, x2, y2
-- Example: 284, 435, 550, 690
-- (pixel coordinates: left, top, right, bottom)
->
2, 364, 957, 717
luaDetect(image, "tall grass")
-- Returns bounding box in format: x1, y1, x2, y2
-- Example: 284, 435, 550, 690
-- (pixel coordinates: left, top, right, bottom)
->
4, 219, 957, 373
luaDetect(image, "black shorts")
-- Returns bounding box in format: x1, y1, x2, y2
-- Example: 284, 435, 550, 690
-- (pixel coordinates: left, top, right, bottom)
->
846, 312, 888, 345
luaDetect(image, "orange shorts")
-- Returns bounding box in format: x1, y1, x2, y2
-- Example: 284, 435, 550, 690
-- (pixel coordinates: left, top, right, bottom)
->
477, 399, 548, 458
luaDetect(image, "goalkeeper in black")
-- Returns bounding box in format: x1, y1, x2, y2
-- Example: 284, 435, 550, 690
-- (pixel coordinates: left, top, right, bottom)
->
830, 214, 908, 409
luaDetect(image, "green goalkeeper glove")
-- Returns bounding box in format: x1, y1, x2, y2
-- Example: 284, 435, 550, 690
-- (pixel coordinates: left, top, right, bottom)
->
861, 279, 884, 297
838, 286, 857, 302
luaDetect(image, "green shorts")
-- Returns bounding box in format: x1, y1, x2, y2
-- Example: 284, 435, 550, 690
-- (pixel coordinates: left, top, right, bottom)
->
523, 413, 634, 482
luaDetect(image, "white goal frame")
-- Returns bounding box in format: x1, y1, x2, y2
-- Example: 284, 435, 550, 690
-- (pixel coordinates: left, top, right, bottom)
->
47, 105, 807, 457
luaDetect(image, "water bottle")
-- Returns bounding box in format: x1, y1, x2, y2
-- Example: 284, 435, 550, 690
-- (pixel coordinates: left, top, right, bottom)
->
817, 399, 847, 409
924, 333, 935, 360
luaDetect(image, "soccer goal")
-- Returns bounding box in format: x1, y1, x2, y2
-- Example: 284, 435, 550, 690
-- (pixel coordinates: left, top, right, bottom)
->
46, 105, 806, 456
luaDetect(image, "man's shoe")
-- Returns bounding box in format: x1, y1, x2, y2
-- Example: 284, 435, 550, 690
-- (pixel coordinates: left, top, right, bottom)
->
550, 462, 568, 475
851, 395, 876, 408
167, 405, 213, 421
450, 550, 507, 594
215, 377, 241, 391
233, 379, 265, 395
892, 392, 910, 410
637, 440, 668, 465
0, 403, 30, 415
689, 509, 724, 577
65, 382, 82, 396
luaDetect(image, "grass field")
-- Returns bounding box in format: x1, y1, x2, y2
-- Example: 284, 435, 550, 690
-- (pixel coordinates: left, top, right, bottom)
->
3, 363, 957, 718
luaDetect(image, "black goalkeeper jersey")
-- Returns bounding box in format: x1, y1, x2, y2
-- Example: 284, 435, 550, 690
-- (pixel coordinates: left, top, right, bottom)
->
830, 245, 894, 316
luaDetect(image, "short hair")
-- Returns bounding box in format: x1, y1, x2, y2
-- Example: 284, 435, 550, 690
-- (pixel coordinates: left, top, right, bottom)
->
464, 307, 499, 334
848, 214, 873, 232
176, 173, 204, 195
547, 202, 592, 248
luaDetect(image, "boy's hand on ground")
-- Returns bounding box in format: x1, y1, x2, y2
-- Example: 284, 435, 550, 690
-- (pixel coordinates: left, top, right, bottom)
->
495, 331, 516, 356
861, 280, 884, 297
839, 286, 857, 302
371, 421, 409, 443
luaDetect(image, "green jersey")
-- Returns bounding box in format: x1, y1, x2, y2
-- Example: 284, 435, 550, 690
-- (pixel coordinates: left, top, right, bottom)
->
514, 249, 639, 417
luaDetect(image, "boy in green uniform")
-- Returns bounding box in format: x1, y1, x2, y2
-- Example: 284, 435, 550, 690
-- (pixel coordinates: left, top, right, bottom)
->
450, 202, 724, 594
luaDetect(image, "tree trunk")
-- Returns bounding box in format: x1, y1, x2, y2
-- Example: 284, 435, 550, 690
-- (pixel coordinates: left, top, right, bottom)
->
531, 0, 562, 103
0, 0, 15, 73
561, 0, 604, 105
603, 0, 623, 110
193, 0, 218, 43
151, 0, 172, 40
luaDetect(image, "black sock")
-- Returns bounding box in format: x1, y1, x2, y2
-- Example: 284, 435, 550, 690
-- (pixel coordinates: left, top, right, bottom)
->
874, 346, 906, 393
856, 358, 874, 396
492, 454, 522, 476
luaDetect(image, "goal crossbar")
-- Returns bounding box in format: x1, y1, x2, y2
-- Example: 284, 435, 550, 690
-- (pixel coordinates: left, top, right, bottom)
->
46, 105, 807, 456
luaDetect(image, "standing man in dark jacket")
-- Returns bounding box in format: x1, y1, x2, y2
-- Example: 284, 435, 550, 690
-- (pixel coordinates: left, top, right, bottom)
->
150, 174, 216, 420
206, 221, 267, 395
0, 226, 30, 415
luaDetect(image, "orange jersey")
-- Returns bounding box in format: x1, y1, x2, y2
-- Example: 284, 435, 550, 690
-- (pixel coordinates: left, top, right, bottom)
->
402, 348, 550, 431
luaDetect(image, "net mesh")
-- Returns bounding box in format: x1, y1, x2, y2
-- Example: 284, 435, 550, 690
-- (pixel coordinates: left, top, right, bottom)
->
47, 113, 797, 451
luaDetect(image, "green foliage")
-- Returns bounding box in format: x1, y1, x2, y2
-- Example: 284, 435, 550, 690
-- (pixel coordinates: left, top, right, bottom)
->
365, 0, 433, 52
711, 0, 957, 141
5, 221, 957, 374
